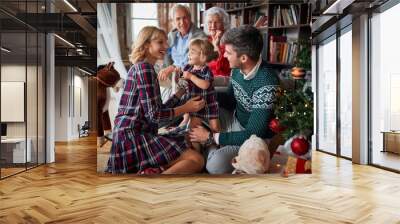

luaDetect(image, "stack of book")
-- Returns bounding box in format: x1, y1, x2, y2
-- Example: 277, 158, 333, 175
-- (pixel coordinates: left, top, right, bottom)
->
254, 15, 268, 28
271, 5, 299, 27
269, 35, 298, 65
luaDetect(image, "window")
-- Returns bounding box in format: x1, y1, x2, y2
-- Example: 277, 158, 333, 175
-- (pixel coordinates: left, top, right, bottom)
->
339, 27, 352, 158
0, 1, 46, 179
131, 4, 159, 42
317, 35, 337, 154
370, 2, 400, 171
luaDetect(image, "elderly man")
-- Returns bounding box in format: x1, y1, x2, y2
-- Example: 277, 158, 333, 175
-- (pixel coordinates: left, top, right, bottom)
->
189, 25, 281, 174
158, 4, 206, 101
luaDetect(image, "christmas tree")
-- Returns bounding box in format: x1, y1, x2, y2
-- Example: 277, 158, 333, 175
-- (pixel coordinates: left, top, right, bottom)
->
273, 76, 313, 140
272, 37, 313, 140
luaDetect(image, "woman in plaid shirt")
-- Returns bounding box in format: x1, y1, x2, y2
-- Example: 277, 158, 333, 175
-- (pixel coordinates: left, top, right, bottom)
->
106, 26, 205, 174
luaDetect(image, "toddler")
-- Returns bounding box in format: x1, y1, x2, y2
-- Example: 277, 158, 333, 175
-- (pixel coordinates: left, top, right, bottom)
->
178, 39, 221, 148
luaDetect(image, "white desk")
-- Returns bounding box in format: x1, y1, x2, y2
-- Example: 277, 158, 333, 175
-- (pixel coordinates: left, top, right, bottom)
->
1, 138, 31, 163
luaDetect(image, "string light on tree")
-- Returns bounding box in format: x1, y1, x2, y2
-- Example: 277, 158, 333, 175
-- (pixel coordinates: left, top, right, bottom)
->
273, 79, 313, 140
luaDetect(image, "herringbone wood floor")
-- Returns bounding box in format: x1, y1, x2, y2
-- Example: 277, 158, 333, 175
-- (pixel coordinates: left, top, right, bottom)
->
1, 136, 400, 224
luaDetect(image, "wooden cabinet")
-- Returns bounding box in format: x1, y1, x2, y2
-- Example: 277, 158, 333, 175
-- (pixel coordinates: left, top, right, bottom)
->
382, 131, 400, 154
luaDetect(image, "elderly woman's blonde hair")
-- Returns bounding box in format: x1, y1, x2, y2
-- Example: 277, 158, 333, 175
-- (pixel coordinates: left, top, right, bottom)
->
169, 4, 191, 20
203, 6, 230, 35
129, 26, 167, 64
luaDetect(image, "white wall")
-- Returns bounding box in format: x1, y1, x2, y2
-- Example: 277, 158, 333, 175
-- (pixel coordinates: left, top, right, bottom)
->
55, 66, 68, 141
1, 65, 27, 141
54, 67, 89, 141
1, 64, 46, 164
1, 65, 36, 137
72, 73, 89, 138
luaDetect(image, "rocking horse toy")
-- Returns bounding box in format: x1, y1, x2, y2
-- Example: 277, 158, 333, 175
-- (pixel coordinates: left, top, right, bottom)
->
96, 62, 121, 147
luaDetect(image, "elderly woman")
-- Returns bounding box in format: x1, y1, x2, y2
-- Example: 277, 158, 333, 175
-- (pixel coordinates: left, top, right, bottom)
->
204, 6, 231, 78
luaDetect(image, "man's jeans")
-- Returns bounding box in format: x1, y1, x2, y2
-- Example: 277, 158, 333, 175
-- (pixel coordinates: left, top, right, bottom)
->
204, 108, 244, 174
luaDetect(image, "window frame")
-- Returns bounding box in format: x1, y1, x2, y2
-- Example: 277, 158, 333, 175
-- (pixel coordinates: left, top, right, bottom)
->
367, 0, 400, 173
315, 19, 353, 161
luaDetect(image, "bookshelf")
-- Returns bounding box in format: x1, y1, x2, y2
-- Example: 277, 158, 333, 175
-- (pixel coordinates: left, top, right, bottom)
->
198, 1, 311, 69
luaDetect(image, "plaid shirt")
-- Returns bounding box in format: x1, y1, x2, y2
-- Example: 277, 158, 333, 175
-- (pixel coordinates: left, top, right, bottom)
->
107, 62, 188, 174
182, 64, 219, 120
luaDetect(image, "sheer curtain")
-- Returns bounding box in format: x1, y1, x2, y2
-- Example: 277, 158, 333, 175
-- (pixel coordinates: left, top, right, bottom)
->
97, 3, 127, 128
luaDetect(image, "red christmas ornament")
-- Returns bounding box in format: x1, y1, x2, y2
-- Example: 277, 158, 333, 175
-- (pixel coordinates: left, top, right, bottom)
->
290, 137, 309, 156
269, 118, 285, 133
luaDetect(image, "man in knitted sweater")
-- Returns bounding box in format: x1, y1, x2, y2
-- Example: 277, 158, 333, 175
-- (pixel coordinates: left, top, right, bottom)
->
189, 25, 280, 174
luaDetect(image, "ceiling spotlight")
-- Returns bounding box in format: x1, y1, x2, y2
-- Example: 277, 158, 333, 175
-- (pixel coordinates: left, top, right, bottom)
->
63, 0, 78, 12
54, 34, 75, 48
1, 47, 11, 53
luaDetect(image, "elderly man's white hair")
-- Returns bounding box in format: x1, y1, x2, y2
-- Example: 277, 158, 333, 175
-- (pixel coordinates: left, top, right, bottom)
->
203, 6, 230, 35
169, 4, 191, 20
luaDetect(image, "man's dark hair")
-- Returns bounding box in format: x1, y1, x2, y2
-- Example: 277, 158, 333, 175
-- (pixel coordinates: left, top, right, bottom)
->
221, 25, 263, 61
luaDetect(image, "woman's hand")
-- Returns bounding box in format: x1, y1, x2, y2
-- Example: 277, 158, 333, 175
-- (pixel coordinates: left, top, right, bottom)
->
189, 125, 210, 144
211, 30, 223, 49
158, 65, 175, 81
173, 96, 205, 117
183, 96, 205, 113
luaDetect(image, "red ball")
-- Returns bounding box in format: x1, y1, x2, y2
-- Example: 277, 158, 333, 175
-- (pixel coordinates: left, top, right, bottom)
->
290, 137, 309, 156
269, 118, 285, 133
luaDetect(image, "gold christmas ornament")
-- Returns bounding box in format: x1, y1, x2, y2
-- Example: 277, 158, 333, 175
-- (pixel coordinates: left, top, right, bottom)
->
291, 67, 305, 79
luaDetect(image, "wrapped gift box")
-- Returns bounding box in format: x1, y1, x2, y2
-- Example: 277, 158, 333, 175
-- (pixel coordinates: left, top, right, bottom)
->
284, 155, 311, 174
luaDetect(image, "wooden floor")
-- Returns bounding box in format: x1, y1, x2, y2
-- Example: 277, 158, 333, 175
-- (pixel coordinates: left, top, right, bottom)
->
1, 167, 26, 178
1, 136, 400, 223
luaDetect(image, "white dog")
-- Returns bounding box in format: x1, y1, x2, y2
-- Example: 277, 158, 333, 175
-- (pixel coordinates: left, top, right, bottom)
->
232, 135, 270, 174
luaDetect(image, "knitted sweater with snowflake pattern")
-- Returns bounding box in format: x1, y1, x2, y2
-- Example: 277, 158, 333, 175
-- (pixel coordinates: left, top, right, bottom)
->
218, 61, 279, 146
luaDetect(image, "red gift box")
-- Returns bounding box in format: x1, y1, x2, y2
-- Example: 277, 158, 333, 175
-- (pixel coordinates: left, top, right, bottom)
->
283, 155, 311, 176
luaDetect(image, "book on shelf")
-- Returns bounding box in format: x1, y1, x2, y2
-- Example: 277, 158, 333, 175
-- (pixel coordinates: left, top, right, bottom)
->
226, 3, 245, 10
214, 3, 225, 8
254, 15, 268, 28
269, 35, 298, 65
230, 14, 242, 28
247, 10, 257, 26
271, 5, 299, 27
290, 5, 298, 25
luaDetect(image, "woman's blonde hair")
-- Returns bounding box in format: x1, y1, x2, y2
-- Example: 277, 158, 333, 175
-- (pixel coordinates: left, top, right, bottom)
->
129, 26, 167, 64
189, 38, 219, 63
